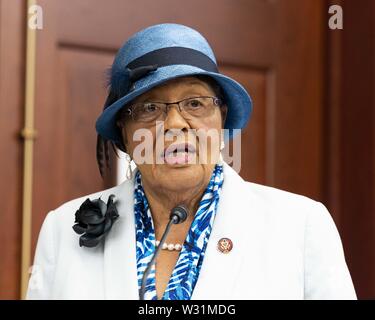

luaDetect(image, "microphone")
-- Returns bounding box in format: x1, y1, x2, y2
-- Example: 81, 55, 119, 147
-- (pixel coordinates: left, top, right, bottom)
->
140, 204, 188, 300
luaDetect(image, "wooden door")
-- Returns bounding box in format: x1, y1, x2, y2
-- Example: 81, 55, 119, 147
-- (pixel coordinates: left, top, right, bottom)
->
1, 0, 336, 298
31, 0, 325, 245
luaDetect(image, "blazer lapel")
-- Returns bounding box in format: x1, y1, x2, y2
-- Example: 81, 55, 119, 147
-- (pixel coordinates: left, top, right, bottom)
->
103, 175, 139, 299
102, 164, 264, 300
192, 163, 262, 299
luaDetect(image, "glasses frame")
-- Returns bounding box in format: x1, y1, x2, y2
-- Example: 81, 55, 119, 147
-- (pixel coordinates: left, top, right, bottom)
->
123, 96, 223, 122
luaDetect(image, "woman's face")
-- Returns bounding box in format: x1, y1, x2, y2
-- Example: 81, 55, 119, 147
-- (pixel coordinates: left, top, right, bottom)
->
118, 76, 227, 193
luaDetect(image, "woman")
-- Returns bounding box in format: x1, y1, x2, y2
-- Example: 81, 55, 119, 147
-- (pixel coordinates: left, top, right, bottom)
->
27, 23, 356, 300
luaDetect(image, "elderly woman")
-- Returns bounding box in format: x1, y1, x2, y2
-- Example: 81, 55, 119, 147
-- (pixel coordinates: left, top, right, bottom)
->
27, 23, 356, 300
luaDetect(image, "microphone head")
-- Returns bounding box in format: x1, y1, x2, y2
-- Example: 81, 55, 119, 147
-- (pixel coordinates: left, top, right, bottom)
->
170, 205, 189, 224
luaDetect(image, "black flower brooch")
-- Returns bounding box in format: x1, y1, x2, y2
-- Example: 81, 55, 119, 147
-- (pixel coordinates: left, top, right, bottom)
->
72, 194, 119, 248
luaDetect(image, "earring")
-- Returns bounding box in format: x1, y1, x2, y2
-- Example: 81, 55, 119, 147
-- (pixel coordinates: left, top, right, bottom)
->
125, 153, 133, 180
218, 153, 224, 165
220, 140, 225, 151
218, 140, 225, 165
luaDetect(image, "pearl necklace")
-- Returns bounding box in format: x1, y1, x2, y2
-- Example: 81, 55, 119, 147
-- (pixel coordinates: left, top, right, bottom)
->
156, 240, 183, 251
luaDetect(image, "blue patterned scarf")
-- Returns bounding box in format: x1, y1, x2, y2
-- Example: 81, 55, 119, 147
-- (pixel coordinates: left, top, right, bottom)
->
134, 164, 224, 300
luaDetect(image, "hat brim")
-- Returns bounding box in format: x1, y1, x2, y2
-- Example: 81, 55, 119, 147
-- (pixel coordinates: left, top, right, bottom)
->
95, 65, 253, 143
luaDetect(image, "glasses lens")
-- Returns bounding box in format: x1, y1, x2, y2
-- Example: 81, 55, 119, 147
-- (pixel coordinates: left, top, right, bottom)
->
134, 102, 164, 122
181, 97, 215, 117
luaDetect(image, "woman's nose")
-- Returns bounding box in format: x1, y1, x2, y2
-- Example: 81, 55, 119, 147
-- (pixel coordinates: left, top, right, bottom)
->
163, 104, 190, 131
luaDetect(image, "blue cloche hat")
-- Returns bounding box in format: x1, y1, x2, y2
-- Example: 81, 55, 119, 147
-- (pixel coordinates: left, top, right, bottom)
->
96, 23, 253, 158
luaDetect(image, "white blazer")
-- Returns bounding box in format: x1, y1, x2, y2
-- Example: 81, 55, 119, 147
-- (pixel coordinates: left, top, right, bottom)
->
26, 163, 356, 300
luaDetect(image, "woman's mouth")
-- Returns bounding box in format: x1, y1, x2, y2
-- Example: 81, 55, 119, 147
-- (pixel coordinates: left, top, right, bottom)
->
163, 143, 196, 165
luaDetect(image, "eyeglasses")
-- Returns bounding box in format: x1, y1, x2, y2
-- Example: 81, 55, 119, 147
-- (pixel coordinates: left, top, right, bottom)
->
123, 96, 223, 122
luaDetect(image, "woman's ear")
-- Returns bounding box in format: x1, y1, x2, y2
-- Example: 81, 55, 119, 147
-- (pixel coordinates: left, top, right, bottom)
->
115, 119, 129, 152
120, 128, 129, 152
116, 118, 125, 128
221, 105, 228, 127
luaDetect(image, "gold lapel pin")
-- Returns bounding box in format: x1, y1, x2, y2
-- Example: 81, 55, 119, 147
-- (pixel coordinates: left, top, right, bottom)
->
217, 237, 233, 254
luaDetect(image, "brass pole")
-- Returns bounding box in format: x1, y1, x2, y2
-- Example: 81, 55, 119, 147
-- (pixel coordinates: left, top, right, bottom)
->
20, 0, 38, 299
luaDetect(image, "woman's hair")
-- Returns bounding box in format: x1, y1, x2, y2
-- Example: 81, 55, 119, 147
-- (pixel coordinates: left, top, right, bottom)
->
96, 75, 226, 178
